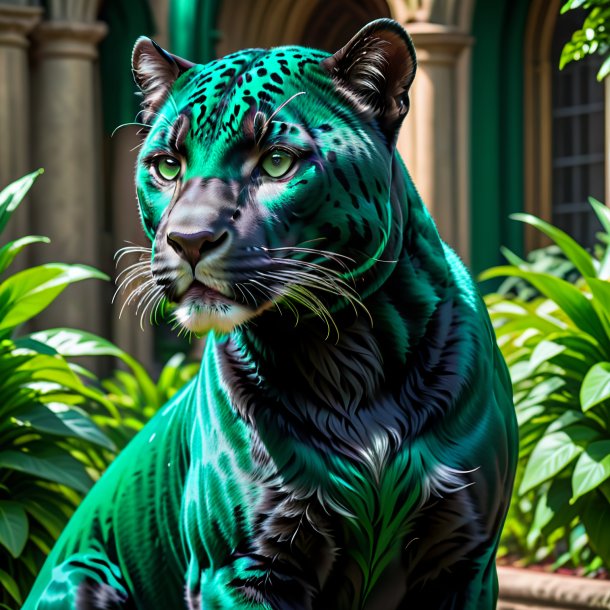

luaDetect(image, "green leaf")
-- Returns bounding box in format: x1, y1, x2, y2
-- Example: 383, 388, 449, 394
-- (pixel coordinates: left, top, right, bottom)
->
582, 490, 610, 566
561, 0, 589, 13
499, 246, 528, 268
598, 53, 610, 80
19, 404, 115, 450
0, 568, 21, 604
0, 169, 43, 235
520, 426, 600, 494
0, 264, 109, 333
479, 266, 608, 347
572, 440, 610, 501
510, 213, 597, 278
590, 198, 610, 279
528, 340, 566, 374
0, 449, 92, 493
0, 501, 28, 558
588, 277, 610, 320
528, 478, 575, 546
0, 236, 49, 276
581, 362, 610, 411
28, 328, 158, 407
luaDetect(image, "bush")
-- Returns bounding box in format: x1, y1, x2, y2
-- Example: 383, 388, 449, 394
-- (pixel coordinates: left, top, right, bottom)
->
560, 0, 610, 81
482, 199, 610, 574
0, 171, 115, 606
0, 172, 199, 607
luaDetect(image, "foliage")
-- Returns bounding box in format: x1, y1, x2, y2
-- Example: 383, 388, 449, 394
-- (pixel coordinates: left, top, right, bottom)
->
28, 329, 199, 466
497, 245, 580, 301
0, 171, 114, 607
0, 172, 199, 607
482, 198, 610, 574
560, 0, 610, 81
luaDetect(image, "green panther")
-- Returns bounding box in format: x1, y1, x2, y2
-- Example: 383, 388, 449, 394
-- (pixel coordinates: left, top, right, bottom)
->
23, 18, 517, 610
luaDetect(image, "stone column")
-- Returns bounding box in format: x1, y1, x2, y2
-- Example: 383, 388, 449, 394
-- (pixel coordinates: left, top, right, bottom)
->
396, 22, 473, 264
0, 3, 42, 242
30, 10, 108, 336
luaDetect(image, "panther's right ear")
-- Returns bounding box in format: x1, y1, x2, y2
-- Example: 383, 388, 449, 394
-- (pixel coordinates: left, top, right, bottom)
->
132, 37, 195, 124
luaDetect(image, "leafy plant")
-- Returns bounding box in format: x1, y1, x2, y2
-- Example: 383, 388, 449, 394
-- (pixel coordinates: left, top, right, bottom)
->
560, 0, 610, 81
497, 245, 580, 301
482, 198, 610, 574
0, 172, 200, 607
0, 171, 116, 607
24, 328, 199, 464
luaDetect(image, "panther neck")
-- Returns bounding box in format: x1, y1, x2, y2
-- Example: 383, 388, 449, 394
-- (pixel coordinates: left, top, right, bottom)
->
219, 169, 463, 463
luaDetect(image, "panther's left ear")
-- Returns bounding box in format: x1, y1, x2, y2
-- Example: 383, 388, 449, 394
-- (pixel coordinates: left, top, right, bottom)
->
321, 19, 416, 136
132, 37, 195, 124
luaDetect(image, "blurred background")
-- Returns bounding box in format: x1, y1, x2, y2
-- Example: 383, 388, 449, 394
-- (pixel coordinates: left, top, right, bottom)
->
0, 0, 606, 373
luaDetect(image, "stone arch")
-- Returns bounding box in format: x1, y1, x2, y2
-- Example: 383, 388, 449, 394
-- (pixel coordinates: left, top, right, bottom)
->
217, 0, 392, 55
523, 0, 561, 250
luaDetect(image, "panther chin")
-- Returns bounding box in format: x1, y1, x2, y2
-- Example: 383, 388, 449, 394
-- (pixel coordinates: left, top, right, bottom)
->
173, 280, 262, 334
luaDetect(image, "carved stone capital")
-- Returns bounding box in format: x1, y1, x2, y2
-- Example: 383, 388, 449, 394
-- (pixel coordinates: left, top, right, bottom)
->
0, 4, 43, 49
31, 20, 107, 60
406, 22, 473, 64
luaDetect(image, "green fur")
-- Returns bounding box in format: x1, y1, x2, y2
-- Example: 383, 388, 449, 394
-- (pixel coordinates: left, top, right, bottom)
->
24, 19, 517, 610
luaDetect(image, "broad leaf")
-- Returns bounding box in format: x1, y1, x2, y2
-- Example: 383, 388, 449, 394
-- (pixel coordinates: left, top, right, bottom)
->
19, 404, 115, 450
0, 169, 43, 235
0, 450, 92, 493
572, 440, 610, 501
0, 264, 108, 333
520, 425, 600, 494
590, 198, 610, 279
0, 236, 49, 276
582, 491, 610, 566
510, 212, 597, 278
28, 328, 158, 407
528, 477, 575, 546
528, 340, 566, 374
0, 501, 28, 558
0, 568, 21, 604
581, 362, 610, 411
479, 266, 608, 348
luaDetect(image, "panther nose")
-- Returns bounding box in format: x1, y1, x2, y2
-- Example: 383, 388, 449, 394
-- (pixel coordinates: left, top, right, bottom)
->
167, 230, 229, 268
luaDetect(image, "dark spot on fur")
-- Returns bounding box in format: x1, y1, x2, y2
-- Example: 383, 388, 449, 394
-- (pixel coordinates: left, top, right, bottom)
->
333, 167, 350, 193
271, 73, 283, 85
263, 82, 283, 95
327, 151, 336, 163
319, 222, 341, 242
359, 180, 370, 200
319, 124, 333, 132
257, 68, 268, 77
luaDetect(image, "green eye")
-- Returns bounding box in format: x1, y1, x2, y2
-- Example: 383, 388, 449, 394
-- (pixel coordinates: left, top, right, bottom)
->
261, 150, 295, 178
154, 156, 181, 181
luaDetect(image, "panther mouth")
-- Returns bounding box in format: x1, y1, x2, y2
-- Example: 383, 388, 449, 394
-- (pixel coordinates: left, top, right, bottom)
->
179, 280, 236, 306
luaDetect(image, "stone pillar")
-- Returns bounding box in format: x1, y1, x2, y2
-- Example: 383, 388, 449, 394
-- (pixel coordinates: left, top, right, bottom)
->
30, 10, 108, 336
0, 3, 42, 242
397, 22, 473, 263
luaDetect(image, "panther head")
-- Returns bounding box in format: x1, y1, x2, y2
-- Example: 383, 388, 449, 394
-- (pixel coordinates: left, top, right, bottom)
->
130, 19, 416, 335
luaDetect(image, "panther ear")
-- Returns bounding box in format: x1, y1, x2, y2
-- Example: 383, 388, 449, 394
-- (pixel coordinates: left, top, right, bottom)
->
321, 19, 416, 136
132, 37, 195, 124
